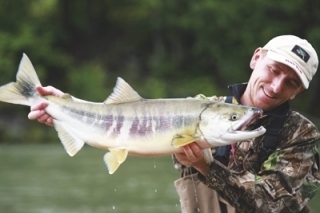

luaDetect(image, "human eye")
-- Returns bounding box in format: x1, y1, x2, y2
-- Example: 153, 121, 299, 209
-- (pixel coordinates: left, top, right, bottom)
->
268, 66, 277, 74
286, 79, 301, 89
287, 80, 300, 89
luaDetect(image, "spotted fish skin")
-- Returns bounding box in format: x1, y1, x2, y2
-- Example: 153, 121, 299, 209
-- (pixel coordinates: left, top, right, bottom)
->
0, 54, 266, 174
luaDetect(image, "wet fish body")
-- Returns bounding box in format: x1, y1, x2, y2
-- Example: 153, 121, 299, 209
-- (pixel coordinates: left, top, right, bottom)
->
0, 54, 266, 174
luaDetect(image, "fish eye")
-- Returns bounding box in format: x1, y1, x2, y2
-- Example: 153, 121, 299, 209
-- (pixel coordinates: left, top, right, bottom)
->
229, 113, 239, 121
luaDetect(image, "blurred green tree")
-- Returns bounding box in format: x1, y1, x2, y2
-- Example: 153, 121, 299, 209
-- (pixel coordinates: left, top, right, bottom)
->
0, 0, 320, 142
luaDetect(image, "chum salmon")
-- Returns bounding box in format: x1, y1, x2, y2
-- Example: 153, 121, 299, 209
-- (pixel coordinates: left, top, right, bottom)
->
0, 54, 266, 174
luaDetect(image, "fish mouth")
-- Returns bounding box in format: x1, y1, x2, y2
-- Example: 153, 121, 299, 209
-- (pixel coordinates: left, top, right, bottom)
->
228, 108, 265, 133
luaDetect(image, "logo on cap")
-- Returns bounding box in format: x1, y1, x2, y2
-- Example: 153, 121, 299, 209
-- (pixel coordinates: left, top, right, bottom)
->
292, 45, 310, 63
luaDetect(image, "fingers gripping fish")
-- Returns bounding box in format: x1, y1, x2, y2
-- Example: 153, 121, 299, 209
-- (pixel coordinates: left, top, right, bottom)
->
0, 54, 266, 174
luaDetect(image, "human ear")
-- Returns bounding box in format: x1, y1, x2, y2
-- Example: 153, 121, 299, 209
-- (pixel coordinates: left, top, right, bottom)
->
250, 48, 263, 69
289, 94, 297, 100
289, 87, 305, 100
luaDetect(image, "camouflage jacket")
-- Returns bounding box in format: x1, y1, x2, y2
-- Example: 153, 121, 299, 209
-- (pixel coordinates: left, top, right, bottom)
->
174, 84, 320, 213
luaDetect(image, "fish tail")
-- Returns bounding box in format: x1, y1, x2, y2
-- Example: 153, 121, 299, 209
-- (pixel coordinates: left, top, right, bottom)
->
0, 53, 41, 106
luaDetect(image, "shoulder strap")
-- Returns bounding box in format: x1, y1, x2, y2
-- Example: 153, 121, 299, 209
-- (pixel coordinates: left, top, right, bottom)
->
259, 108, 292, 163
225, 96, 233, 104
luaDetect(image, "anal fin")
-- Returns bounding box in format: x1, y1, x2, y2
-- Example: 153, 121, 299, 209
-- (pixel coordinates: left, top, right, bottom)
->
53, 120, 84, 156
109, 148, 128, 164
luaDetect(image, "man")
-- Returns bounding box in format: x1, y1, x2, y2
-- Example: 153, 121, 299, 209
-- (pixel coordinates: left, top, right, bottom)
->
173, 35, 320, 213
29, 35, 320, 212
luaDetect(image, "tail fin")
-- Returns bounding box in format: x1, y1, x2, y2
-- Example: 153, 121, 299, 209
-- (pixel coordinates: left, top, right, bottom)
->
0, 53, 41, 106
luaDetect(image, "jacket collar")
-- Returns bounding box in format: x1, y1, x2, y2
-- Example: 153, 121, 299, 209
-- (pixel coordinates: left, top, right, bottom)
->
228, 83, 291, 116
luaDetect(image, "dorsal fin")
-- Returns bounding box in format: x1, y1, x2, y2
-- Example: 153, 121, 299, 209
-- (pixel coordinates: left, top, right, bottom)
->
105, 77, 143, 104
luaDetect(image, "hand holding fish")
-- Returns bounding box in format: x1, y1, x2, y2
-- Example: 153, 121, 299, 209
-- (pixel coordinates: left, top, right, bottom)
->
175, 143, 210, 175
28, 85, 63, 126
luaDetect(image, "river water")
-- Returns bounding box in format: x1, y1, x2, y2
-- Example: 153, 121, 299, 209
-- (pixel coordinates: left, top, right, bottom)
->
0, 144, 180, 213
1, 144, 320, 212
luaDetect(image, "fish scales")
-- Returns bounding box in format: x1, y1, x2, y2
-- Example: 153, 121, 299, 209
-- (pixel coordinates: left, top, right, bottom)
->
0, 54, 266, 174
50, 97, 204, 143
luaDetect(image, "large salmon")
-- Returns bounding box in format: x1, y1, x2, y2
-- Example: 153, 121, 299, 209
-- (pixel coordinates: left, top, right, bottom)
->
0, 54, 266, 174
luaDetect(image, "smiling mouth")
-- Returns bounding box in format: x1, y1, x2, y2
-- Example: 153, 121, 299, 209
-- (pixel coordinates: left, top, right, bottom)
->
263, 87, 276, 99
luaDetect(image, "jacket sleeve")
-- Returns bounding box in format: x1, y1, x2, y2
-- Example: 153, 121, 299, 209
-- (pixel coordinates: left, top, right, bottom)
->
198, 129, 320, 213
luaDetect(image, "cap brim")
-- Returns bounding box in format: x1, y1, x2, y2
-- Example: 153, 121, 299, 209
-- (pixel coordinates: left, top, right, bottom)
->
266, 50, 309, 89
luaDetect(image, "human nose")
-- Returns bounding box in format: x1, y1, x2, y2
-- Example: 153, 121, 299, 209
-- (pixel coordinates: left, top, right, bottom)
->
270, 77, 284, 93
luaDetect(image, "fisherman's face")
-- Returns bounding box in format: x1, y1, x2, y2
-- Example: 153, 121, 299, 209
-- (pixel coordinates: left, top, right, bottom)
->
243, 48, 304, 112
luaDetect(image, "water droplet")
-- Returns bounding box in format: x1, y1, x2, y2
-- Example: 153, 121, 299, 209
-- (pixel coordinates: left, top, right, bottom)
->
112, 206, 116, 210
114, 189, 117, 192
155, 189, 157, 193
153, 157, 157, 168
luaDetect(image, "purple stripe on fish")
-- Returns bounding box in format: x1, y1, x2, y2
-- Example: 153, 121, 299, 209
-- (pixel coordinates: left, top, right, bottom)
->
130, 117, 139, 135
157, 116, 171, 132
113, 115, 124, 134
104, 115, 113, 131
129, 116, 172, 136
129, 116, 153, 136
139, 116, 153, 136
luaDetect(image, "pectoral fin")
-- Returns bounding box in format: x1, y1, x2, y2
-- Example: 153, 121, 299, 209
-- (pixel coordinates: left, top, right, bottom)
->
202, 148, 214, 164
109, 148, 128, 163
171, 134, 199, 148
53, 120, 84, 156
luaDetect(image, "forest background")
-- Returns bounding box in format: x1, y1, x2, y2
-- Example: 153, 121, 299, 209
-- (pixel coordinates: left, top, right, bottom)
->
1, 0, 320, 143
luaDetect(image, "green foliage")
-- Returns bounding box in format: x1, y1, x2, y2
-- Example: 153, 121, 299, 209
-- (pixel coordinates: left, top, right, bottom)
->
0, 0, 320, 143
67, 62, 108, 101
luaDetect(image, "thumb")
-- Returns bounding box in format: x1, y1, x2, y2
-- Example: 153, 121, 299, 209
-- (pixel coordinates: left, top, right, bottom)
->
36, 85, 63, 97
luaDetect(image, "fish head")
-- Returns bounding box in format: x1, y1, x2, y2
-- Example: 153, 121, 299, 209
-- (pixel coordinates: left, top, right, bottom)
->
198, 102, 266, 146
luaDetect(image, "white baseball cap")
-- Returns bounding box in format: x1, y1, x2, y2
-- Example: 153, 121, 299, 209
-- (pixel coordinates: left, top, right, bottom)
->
262, 35, 318, 89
